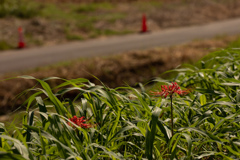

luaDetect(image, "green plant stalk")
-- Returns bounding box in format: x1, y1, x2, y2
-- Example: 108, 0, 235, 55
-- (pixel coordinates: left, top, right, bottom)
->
170, 95, 174, 137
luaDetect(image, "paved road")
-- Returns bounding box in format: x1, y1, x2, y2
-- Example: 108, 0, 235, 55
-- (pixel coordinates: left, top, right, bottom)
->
1, 18, 240, 75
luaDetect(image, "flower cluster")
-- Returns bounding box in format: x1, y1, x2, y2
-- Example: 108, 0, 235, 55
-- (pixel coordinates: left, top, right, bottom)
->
151, 82, 189, 98
68, 116, 91, 129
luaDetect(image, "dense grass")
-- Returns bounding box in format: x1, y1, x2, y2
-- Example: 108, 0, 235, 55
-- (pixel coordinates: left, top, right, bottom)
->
1, 49, 240, 159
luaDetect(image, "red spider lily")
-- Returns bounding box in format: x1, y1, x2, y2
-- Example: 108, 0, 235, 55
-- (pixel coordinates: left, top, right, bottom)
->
151, 82, 189, 137
151, 82, 189, 98
68, 116, 91, 129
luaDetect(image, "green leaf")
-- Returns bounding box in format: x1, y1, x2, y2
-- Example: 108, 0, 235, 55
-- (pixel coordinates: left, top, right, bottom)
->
156, 120, 170, 143
200, 94, 207, 106
225, 146, 240, 156
68, 99, 76, 116
169, 133, 181, 160
145, 107, 161, 160
0, 135, 30, 160
108, 125, 137, 143
90, 143, 124, 160
221, 82, 240, 86
182, 133, 192, 158
26, 111, 34, 142
107, 109, 120, 143
196, 152, 215, 159
0, 152, 26, 160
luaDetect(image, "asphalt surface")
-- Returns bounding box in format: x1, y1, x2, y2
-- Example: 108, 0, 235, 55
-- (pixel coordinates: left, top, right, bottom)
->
1, 18, 240, 75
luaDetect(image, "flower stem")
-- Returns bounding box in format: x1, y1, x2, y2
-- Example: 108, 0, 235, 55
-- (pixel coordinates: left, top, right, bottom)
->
170, 95, 174, 137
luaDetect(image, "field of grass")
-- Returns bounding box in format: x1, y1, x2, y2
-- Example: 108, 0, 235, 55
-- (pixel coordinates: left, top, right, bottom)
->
1, 1, 240, 158
0, 0, 132, 50
1, 47, 240, 159
1, 0, 240, 50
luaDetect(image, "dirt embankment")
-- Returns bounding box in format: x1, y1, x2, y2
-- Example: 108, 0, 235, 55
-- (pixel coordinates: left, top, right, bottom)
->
0, 36, 238, 115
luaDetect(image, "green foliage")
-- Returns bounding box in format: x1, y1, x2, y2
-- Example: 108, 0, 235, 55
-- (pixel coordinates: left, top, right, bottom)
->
0, 0, 40, 18
1, 49, 240, 159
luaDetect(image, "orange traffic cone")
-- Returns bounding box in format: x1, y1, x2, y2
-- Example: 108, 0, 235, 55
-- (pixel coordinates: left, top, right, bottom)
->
141, 14, 148, 33
18, 27, 25, 49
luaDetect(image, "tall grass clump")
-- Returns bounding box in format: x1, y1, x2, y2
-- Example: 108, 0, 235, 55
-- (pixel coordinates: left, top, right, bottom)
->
1, 48, 240, 159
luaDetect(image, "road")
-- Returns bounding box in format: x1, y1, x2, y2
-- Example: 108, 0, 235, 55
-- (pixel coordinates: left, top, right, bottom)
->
1, 18, 240, 75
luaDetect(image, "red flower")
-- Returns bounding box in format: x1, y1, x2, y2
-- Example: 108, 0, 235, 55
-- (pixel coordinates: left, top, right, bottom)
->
68, 116, 91, 129
151, 82, 189, 98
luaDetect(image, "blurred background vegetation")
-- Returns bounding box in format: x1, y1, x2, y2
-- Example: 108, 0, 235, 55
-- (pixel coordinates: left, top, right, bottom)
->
0, 0, 39, 18
0, 0, 239, 50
